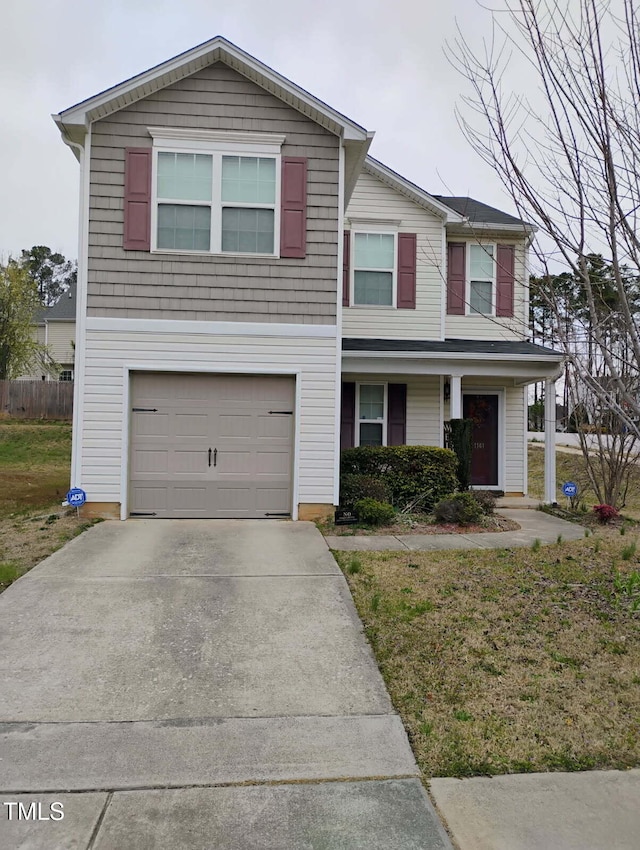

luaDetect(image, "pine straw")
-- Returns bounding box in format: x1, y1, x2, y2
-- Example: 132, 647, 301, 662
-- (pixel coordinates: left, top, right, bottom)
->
336, 530, 640, 777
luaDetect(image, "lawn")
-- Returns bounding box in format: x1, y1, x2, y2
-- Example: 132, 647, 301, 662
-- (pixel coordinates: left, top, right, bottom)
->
336, 532, 640, 778
0, 419, 93, 592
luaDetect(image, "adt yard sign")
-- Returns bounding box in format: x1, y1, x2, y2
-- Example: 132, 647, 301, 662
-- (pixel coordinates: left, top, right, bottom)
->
66, 488, 87, 508
562, 481, 578, 498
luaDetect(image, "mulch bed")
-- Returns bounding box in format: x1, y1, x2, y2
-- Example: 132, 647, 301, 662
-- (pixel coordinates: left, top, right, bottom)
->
324, 513, 520, 536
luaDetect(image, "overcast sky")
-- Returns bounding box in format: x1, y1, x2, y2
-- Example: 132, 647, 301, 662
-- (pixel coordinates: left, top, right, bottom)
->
1, 0, 523, 261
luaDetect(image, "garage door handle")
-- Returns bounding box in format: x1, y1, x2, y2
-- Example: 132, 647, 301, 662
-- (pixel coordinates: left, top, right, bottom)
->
208, 448, 212, 467
214, 448, 217, 467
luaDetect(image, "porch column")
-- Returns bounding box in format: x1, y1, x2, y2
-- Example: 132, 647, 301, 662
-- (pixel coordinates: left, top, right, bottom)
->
450, 374, 463, 419
544, 377, 557, 504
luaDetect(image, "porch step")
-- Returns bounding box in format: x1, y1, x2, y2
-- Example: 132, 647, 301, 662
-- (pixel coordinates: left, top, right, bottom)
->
495, 496, 541, 510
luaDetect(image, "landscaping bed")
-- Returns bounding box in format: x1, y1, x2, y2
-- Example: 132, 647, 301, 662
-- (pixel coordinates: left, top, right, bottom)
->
321, 513, 520, 536
335, 529, 640, 778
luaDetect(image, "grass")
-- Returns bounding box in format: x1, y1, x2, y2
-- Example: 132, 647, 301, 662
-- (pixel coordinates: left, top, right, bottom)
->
0, 419, 95, 593
528, 443, 640, 517
335, 531, 640, 778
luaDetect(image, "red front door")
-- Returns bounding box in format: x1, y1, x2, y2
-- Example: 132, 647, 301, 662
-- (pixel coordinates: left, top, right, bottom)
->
463, 394, 499, 487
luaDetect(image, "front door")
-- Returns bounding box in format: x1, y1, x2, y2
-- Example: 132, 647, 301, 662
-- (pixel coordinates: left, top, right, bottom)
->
463, 394, 499, 487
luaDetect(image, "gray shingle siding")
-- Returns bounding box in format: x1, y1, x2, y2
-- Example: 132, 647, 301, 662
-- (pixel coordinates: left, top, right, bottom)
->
87, 62, 339, 323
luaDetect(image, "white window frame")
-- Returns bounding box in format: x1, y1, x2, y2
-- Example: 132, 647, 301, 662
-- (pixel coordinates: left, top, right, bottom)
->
58, 368, 74, 382
350, 228, 398, 309
466, 242, 496, 316
149, 130, 283, 258
355, 382, 388, 446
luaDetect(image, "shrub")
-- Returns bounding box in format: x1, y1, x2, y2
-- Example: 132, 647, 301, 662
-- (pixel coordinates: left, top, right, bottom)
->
593, 504, 619, 524
471, 490, 496, 515
339, 473, 389, 508
354, 498, 396, 526
448, 418, 473, 490
434, 492, 483, 526
341, 446, 458, 513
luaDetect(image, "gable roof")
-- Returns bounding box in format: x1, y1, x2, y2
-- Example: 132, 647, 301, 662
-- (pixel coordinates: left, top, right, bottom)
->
45, 281, 77, 321
434, 196, 535, 232
362, 157, 465, 223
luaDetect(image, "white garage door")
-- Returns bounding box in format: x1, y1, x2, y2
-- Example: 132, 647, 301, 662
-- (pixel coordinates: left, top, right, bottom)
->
129, 372, 294, 518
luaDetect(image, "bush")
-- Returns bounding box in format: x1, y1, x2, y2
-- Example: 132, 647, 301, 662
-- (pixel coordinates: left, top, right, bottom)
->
593, 504, 619, 524
448, 418, 473, 490
434, 492, 484, 526
471, 490, 496, 515
341, 446, 458, 513
339, 473, 389, 508
354, 498, 396, 526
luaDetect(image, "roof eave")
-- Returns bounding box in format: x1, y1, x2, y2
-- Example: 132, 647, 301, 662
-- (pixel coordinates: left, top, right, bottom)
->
342, 349, 563, 363
447, 220, 538, 235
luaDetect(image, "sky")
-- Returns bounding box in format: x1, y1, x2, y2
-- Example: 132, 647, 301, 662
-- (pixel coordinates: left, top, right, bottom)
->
1, 0, 524, 262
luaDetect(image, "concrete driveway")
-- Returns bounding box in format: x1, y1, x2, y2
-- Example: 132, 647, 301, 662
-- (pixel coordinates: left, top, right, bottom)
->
0, 520, 451, 849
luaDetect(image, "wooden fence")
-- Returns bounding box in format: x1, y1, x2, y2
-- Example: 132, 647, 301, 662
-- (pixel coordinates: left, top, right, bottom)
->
0, 380, 74, 420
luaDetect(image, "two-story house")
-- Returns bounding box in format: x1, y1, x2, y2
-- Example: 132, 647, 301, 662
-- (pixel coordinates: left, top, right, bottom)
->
53, 36, 562, 520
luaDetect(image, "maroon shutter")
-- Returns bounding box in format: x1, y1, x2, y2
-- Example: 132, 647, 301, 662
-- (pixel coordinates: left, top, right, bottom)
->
343, 231, 350, 306
397, 233, 416, 309
280, 157, 307, 258
447, 242, 466, 315
340, 382, 356, 450
387, 384, 407, 446
496, 244, 515, 317
123, 148, 151, 251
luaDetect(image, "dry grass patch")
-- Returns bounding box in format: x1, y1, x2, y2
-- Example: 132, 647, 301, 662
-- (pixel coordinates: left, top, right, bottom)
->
336, 531, 640, 777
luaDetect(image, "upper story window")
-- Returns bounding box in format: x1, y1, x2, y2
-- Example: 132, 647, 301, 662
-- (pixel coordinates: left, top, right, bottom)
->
468, 244, 495, 315
344, 226, 415, 309
353, 232, 396, 306
446, 241, 515, 319
148, 129, 285, 257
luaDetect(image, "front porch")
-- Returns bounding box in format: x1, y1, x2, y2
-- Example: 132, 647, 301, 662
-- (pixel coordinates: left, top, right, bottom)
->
341, 338, 564, 503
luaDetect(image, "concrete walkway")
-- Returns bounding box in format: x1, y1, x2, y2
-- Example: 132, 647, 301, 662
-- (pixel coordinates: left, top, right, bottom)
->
0, 520, 452, 849
325, 508, 585, 551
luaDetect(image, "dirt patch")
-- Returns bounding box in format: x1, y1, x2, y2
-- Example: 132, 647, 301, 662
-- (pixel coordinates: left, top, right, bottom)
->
336, 528, 640, 778
323, 513, 520, 536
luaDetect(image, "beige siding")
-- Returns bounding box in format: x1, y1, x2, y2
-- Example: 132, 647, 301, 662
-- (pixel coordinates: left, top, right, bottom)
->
80, 330, 338, 508
88, 62, 339, 324
46, 321, 75, 365
343, 374, 442, 447
445, 239, 528, 341
344, 171, 444, 340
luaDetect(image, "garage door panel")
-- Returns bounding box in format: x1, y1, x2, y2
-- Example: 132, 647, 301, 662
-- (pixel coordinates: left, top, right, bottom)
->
130, 372, 294, 518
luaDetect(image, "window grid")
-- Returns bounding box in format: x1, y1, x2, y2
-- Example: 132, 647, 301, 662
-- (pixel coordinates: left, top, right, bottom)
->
351, 231, 397, 308
467, 243, 496, 316
152, 147, 280, 256
356, 383, 387, 447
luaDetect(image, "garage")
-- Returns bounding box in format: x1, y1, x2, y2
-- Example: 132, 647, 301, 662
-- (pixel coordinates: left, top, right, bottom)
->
129, 372, 295, 518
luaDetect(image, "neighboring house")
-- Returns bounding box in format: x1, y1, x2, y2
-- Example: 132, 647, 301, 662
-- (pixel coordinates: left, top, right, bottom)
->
53, 36, 562, 520
19, 282, 77, 381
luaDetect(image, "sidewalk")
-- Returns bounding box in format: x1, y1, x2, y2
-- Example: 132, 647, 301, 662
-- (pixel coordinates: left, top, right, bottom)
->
325, 509, 585, 551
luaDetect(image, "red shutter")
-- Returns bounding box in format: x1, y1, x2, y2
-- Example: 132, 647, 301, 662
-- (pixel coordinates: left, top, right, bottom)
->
340, 382, 356, 450
496, 244, 515, 317
280, 157, 307, 258
123, 148, 151, 251
387, 384, 407, 446
447, 242, 466, 315
343, 231, 350, 306
397, 233, 416, 309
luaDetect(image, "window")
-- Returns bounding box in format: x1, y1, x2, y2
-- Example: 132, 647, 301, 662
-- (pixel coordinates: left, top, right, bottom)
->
151, 135, 280, 256
353, 232, 396, 306
468, 244, 495, 315
59, 369, 73, 382
357, 384, 387, 446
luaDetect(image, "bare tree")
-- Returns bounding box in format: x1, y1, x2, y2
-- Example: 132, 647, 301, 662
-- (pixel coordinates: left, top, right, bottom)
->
449, 0, 640, 506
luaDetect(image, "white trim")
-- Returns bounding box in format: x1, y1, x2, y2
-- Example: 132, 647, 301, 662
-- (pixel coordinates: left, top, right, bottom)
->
355, 382, 388, 447
440, 225, 447, 339
85, 317, 337, 337
439, 375, 445, 447
148, 127, 286, 148
69, 126, 91, 489
346, 217, 402, 228
523, 389, 529, 497
120, 363, 302, 521
462, 388, 506, 491
544, 377, 557, 504
53, 36, 369, 142
342, 349, 562, 363
450, 221, 536, 234
333, 143, 345, 507
350, 230, 398, 308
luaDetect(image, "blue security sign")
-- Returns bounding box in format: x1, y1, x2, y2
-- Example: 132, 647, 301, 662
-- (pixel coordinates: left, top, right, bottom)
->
562, 481, 578, 498
66, 487, 87, 507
